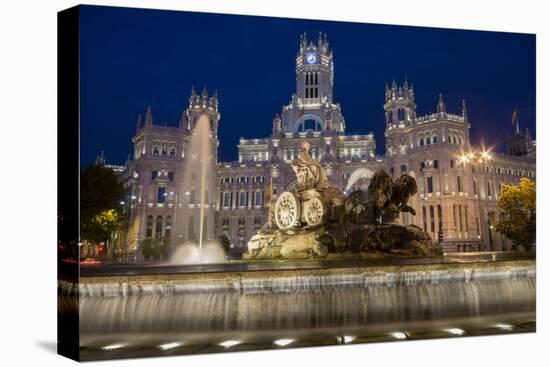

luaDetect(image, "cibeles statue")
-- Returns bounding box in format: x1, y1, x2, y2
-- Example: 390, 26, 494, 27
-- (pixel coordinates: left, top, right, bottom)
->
245, 144, 441, 260
291, 141, 328, 191
268, 141, 343, 231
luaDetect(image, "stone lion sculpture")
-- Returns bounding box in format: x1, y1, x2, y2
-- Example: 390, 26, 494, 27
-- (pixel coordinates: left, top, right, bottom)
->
345, 170, 417, 224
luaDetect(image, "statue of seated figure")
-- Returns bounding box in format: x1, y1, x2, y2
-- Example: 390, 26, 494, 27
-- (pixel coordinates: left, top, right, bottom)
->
291, 141, 328, 191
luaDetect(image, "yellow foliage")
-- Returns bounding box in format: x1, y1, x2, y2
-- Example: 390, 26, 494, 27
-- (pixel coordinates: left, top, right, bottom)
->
495, 178, 536, 250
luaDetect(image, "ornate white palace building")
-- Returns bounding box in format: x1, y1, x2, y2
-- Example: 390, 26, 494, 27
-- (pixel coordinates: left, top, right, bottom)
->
118, 32, 536, 258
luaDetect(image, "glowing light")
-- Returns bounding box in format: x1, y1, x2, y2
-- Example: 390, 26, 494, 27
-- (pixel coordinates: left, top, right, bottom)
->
102, 343, 125, 350
446, 328, 465, 335
218, 340, 241, 348
458, 155, 469, 164
343, 336, 355, 344
390, 332, 407, 339
119, 201, 125, 205
185, 191, 190, 195
495, 323, 514, 331
274, 338, 295, 347
158, 342, 182, 350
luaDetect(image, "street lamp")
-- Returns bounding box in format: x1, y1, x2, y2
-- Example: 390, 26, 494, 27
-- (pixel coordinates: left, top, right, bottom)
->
457, 149, 493, 251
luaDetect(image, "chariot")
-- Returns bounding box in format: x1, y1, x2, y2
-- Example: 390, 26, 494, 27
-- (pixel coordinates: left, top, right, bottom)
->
274, 189, 326, 230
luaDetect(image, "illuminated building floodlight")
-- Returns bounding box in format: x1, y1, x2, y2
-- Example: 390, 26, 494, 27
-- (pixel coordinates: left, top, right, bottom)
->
158, 342, 182, 350
218, 340, 241, 348
274, 338, 295, 347
445, 328, 465, 335
390, 332, 407, 340
102, 343, 125, 350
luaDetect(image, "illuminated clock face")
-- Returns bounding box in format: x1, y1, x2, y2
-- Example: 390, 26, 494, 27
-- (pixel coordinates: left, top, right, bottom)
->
306, 53, 317, 64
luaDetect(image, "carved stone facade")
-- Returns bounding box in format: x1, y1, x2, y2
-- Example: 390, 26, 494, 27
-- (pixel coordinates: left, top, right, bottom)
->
120, 33, 536, 258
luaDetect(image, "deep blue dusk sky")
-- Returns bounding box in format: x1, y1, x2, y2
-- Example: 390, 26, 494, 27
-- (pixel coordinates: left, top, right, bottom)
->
80, 5, 536, 166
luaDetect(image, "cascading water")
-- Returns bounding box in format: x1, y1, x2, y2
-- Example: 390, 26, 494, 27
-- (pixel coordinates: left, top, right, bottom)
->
171, 115, 225, 264
63, 264, 535, 336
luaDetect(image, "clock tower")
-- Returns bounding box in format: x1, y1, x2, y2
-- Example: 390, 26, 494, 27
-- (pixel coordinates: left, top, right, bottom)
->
296, 32, 334, 105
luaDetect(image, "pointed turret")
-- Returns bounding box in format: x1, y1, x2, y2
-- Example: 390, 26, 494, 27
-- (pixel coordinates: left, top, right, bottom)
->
95, 150, 105, 166
462, 99, 468, 123
179, 110, 186, 129
145, 105, 153, 126
300, 32, 307, 51
272, 113, 282, 136
437, 94, 446, 113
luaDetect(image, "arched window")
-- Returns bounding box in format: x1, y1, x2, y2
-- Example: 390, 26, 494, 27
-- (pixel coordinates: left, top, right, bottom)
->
239, 191, 246, 207
430, 205, 435, 232
387, 111, 393, 124
426, 137, 431, 145
155, 215, 163, 238
432, 135, 438, 144
254, 191, 262, 206
400, 164, 407, 173
458, 206, 463, 232
157, 186, 166, 203
437, 205, 443, 234
165, 216, 172, 238
453, 205, 458, 230
397, 109, 405, 121
146, 215, 153, 238
419, 138, 424, 146
169, 144, 177, 157
298, 119, 322, 132
422, 206, 427, 232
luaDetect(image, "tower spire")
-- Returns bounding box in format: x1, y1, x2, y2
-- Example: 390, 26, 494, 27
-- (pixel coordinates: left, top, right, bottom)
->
437, 93, 446, 113
145, 105, 153, 126
462, 99, 468, 123
179, 110, 186, 129
512, 109, 520, 133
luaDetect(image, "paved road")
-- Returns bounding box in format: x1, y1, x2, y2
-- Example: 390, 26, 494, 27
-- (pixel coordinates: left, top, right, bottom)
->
79, 252, 535, 277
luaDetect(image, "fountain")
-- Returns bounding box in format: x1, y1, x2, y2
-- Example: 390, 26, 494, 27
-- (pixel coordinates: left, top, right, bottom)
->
59, 139, 535, 361
172, 115, 225, 264
245, 140, 440, 260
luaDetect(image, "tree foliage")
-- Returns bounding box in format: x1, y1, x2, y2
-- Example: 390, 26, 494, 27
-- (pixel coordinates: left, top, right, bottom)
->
81, 209, 123, 245
140, 238, 170, 260
495, 178, 536, 250
218, 234, 231, 255
80, 164, 125, 244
